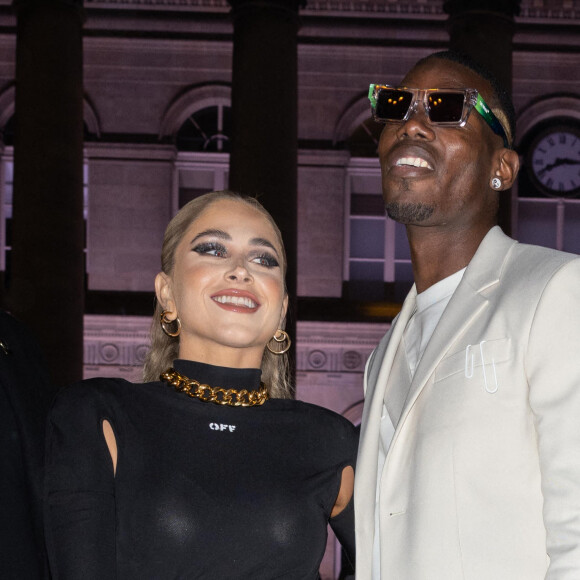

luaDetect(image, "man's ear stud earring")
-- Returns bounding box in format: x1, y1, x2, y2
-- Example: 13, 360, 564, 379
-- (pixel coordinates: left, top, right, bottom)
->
491, 177, 502, 190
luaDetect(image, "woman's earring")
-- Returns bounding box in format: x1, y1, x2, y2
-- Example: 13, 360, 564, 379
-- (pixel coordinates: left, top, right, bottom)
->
491, 177, 502, 190
160, 310, 181, 338
267, 329, 291, 355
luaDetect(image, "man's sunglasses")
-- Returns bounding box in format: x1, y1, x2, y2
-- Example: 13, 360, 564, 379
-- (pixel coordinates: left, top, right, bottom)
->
368, 84, 510, 148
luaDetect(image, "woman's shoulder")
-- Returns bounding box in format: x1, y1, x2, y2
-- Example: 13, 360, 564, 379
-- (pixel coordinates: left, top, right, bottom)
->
280, 397, 349, 419
58, 375, 134, 396
51, 376, 141, 415
275, 398, 358, 438
274, 399, 359, 464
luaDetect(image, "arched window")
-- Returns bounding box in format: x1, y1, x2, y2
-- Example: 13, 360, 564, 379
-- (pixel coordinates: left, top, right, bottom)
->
176, 105, 232, 153
160, 86, 233, 210
345, 116, 381, 158
342, 115, 413, 301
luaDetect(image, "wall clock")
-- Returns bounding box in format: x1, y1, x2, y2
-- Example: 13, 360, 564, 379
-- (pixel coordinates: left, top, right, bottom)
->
527, 125, 580, 197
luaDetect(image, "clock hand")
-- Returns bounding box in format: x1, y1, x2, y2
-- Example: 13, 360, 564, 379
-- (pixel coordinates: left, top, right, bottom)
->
537, 158, 580, 177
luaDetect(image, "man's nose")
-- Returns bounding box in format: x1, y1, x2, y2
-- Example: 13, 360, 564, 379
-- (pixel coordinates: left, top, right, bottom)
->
396, 103, 436, 141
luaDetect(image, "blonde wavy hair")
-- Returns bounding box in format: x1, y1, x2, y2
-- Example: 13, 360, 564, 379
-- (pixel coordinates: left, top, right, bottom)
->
142, 190, 293, 399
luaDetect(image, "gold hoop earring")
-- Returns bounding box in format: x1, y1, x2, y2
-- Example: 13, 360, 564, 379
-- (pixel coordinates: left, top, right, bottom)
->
160, 310, 181, 338
267, 329, 291, 355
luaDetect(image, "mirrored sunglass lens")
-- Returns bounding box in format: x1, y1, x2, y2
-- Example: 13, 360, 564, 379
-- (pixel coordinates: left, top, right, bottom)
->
427, 92, 465, 123
375, 89, 413, 121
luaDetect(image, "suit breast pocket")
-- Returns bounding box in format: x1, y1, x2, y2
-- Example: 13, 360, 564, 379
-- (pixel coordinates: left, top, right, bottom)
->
434, 337, 513, 395
426, 338, 519, 436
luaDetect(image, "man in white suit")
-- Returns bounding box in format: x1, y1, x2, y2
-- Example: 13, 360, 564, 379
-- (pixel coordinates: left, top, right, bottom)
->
355, 51, 580, 579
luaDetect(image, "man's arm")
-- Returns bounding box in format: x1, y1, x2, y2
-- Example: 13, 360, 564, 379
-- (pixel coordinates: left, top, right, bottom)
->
527, 258, 580, 579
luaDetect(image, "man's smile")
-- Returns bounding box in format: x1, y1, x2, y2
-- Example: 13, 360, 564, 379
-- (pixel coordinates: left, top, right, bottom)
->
383, 143, 437, 177
395, 156, 433, 169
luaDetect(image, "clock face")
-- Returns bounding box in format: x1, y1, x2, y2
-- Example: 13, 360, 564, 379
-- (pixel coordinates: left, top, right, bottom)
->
529, 128, 580, 196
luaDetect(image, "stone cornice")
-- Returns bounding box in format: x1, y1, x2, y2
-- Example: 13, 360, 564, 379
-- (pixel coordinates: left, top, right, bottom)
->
80, 0, 580, 21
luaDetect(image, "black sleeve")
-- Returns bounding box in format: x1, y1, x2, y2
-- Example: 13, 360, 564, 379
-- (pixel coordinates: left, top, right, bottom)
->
329, 494, 355, 569
328, 418, 358, 571
44, 382, 117, 580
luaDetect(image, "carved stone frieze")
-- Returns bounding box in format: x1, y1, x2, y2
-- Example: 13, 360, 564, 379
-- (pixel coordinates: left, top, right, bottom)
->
83, 315, 151, 381
82, 314, 390, 382
297, 320, 389, 374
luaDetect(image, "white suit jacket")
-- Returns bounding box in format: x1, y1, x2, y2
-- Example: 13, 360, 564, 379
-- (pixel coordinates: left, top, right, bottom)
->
355, 226, 580, 580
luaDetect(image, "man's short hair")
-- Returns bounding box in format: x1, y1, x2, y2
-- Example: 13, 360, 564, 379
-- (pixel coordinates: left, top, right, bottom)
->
415, 50, 516, 147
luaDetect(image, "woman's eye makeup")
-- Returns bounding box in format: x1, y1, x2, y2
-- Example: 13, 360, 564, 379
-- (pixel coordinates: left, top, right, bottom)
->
193, 241, 227, 257
251, 253, 280, 268
192, 240, 280, 268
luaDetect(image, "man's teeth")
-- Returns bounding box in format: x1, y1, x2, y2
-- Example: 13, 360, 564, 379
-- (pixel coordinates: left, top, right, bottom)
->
396, 157, 432, 168
213, 295, 257, 308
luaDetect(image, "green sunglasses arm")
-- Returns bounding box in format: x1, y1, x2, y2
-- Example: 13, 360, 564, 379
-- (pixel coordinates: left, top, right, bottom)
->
474, 93, 509, 148
368, 84, 378, 109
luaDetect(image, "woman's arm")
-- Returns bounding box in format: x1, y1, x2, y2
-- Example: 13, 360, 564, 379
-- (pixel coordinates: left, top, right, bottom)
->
330, 465, 355, 569
44, 383, 117, 580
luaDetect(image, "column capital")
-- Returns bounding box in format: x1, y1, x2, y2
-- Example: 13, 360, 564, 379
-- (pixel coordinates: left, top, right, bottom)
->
443, 0, 520, 17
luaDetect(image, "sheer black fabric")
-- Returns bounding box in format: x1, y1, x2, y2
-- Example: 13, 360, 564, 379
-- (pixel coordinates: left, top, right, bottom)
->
45, 360, 357, 579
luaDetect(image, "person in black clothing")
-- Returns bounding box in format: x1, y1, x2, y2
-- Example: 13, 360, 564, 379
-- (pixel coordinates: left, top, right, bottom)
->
1, 310, 54, 579
45, 190, 357, 579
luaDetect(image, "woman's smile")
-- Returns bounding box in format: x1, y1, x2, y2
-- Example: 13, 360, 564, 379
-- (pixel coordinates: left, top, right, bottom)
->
211, 289, 260, 312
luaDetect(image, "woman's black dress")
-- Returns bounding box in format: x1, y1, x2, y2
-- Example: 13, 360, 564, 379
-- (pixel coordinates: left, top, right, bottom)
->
45, 359, 358, 579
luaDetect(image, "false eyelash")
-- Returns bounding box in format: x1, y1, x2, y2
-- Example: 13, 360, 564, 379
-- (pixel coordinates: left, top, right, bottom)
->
253, 253, 280, 268
193, 242, 227, 257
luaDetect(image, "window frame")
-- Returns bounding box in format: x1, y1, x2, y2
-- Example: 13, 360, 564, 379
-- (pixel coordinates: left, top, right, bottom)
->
344, 157, 412, 284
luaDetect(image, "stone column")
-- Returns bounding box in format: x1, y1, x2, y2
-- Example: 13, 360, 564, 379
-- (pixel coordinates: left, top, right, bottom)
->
444, 0, 521, 234
227, 0, 304, 375
9, 0, 85, 386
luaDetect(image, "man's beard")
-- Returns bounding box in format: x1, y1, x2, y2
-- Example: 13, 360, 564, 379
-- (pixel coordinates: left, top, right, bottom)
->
385, 202, 434, 224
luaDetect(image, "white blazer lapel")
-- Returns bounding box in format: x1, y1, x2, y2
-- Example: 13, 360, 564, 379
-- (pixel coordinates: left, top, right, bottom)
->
405, 281, 489, 407
355, 286, 417, 562
393, 227, 517, 439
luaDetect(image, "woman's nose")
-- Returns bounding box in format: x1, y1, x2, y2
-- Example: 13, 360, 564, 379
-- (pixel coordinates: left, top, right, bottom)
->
226, 261, 252, 282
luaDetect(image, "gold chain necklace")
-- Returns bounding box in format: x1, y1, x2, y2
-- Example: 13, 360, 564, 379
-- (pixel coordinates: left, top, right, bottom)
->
160, 367, 269, 407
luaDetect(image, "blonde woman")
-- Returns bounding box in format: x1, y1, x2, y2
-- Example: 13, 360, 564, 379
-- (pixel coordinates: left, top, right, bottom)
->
45, 191, 357, 579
